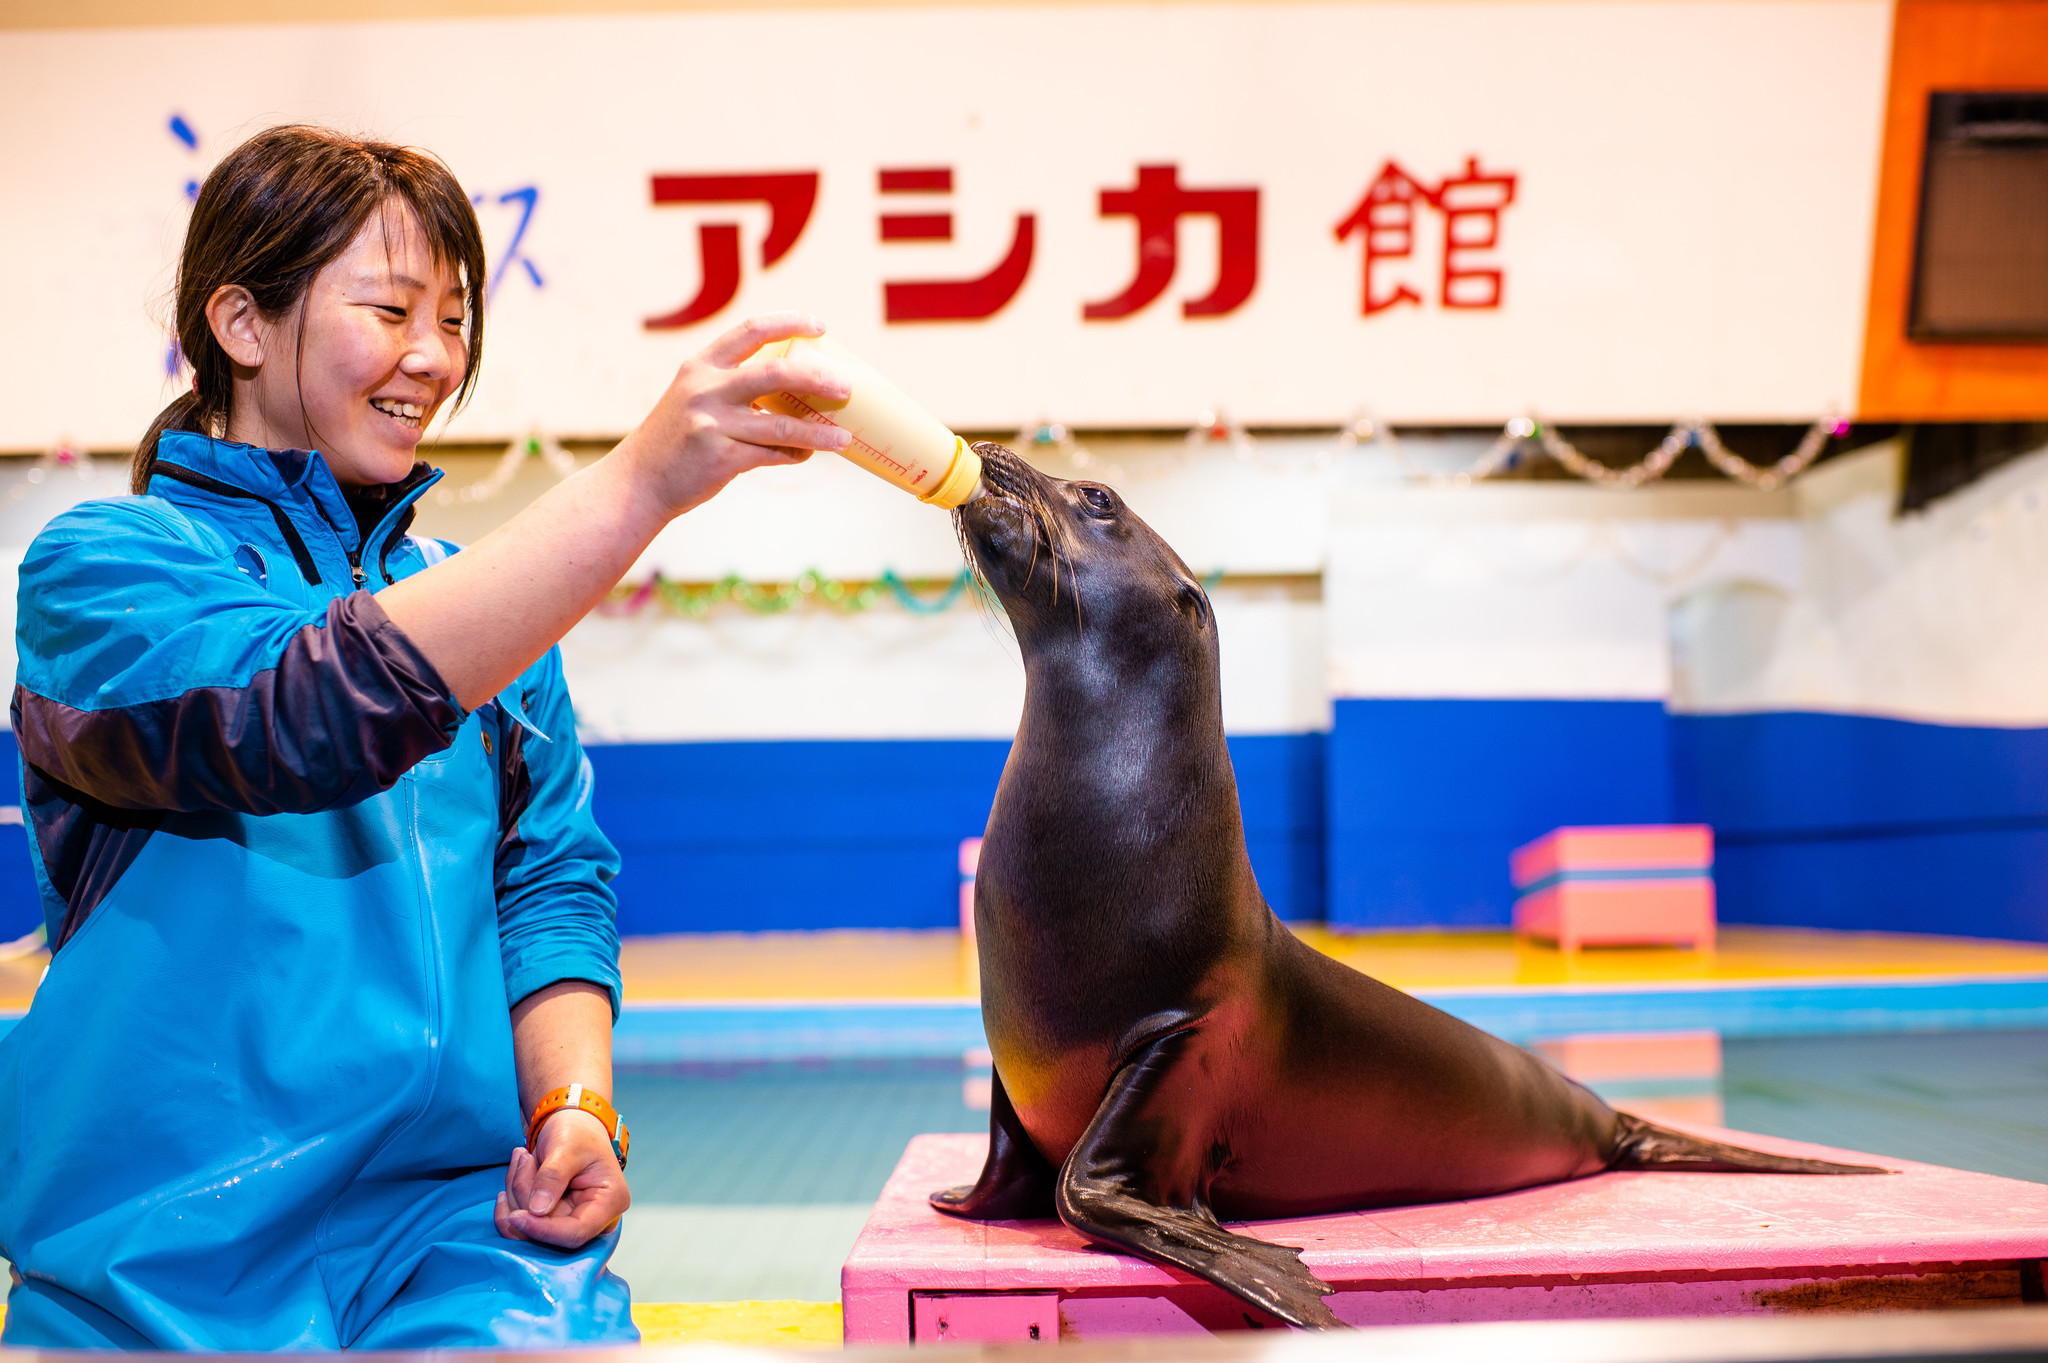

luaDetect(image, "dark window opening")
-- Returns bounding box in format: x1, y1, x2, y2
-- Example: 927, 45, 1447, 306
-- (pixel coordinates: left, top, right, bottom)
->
1909, 90, 2048, 341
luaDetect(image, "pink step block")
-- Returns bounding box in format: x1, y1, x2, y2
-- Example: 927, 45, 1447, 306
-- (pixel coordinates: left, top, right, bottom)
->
1514, 880, 1716, 952
842, 1132, 2048, 1345
1511, 825, 1714, 887
959, 837, 983, 942
1512, 825, 1716, 953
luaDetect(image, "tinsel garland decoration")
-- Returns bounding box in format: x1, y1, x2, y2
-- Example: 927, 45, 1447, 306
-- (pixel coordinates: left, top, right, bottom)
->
600, 568, 978, 618
599, 565, 1228, 619
1343, 412, 1850, 491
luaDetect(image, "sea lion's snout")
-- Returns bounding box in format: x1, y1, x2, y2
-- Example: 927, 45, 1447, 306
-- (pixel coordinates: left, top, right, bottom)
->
955, 441, 1214, 652
955, 443, 1059, 594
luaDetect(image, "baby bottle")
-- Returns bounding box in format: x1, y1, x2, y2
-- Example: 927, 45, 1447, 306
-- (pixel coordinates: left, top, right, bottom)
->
752, 335, 983, 509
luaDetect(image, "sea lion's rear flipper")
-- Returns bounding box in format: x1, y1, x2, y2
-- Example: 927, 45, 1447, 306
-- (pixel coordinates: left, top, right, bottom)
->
1609, 1111, 1893, 1175
930, 1066, 1059, 1219
1055, 1030, 1344, 1331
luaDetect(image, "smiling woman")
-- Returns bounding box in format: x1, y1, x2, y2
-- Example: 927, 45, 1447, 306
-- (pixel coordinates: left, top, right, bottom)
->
0, 124, 861, 1352
134, 127, 487, 497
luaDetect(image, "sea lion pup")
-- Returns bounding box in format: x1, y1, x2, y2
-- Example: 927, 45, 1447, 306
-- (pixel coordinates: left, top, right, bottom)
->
933, 443, 1887, 1331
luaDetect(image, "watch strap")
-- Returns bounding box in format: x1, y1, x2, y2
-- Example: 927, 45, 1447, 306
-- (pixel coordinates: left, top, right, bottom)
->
526, 1083, 630, 1170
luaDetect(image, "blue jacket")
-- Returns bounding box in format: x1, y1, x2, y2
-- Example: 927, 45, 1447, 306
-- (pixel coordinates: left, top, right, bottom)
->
0, 431, 630, 1348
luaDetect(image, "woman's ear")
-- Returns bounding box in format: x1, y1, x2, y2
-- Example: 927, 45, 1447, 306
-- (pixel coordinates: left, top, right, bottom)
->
205, 284, 266, 369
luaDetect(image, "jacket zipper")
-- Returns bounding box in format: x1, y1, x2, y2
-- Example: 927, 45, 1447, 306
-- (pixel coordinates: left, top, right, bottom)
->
360, 468, 445, 588
319, 469, 443, 590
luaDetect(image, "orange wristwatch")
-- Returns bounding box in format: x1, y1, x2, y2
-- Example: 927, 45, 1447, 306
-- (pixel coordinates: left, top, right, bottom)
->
526, 1084, 630, 1170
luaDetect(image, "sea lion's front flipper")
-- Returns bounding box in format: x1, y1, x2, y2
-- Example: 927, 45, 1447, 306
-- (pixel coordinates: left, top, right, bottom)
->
1055, 1030, 1344, 1331
930, 1066, 1059, 1219
1609, 1112, 1893, 1175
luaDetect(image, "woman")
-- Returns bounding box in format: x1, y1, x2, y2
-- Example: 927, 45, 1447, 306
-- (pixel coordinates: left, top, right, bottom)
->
0, 124, 851, 1349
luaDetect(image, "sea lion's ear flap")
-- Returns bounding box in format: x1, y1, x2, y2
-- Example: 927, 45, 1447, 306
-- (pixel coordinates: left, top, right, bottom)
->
1177, 581, 1211, 628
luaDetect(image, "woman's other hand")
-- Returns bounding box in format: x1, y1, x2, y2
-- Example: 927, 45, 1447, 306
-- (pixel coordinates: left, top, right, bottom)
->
494, 1111, 629, 1248
618, 311, 854, 520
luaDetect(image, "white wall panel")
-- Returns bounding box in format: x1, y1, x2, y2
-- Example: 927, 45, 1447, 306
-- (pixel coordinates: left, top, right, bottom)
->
1671, 442, 2048, 727
557, 583, 1326, 742
1325, 481, 1804, 700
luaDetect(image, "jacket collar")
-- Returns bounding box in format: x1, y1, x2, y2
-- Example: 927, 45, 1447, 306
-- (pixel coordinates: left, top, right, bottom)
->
151, 430, 357, 538
150, 431, 444, 587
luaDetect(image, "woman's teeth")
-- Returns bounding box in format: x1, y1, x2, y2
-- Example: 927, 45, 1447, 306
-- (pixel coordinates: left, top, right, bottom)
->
371, 399, 424, 427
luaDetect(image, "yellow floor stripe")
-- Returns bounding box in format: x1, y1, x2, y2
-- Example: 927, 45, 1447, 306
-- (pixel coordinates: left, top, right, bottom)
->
632, 1300, 840, 1348
611, 924, 2048, 1004
0, 1301, 842, 1348
9, 925, 2047, 1016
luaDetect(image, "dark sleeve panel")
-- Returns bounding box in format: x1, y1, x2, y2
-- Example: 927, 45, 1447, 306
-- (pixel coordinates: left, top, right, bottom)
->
11, 591, 463, 816
491, 648, 623, 1018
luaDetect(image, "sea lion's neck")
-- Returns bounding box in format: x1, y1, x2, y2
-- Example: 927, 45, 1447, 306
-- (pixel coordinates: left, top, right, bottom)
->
981, 635, 1258, 1056
1018, 640, 1221, 755
1006, 638, 1239, 852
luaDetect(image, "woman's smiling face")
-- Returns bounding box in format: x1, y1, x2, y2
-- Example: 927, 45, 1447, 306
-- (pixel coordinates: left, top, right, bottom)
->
228, 202, 469, 487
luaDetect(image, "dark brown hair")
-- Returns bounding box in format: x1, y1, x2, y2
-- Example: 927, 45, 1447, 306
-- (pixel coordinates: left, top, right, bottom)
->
135, 124, 488, 492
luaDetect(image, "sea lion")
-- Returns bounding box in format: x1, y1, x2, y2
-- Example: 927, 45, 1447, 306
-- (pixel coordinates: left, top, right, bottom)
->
932, 443, 1886, 1331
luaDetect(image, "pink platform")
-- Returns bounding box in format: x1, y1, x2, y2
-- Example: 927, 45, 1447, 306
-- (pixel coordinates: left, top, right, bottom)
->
842, 1131, 2048, 1345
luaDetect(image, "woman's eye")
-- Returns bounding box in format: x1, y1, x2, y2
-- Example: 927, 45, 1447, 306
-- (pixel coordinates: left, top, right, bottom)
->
377, 305, 406, 319
1081, 486, 1116, 514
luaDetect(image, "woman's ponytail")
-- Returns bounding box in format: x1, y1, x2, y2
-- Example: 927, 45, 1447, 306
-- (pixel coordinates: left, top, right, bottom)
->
134, 388, 209, 493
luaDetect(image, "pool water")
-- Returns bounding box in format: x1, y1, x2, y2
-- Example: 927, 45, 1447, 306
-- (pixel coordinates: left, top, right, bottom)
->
1722, 1030, 2048, 1185
608, 1059, 984, 1302
606, 1029, 2048, 1303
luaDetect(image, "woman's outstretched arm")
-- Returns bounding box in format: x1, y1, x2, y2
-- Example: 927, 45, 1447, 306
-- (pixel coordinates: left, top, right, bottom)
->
375, 312, 851, 709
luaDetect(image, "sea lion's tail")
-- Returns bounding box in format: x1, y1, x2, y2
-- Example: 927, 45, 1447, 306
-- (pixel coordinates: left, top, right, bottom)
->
1607, 1111, 1893, 1175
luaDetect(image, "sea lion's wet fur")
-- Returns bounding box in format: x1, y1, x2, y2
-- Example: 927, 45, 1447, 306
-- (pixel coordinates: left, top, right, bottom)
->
936, 444, 1887, 1330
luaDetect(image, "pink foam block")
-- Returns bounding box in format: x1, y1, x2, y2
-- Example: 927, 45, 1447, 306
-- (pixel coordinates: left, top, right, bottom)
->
1511, 825, 1713, 888
842, 1132, 2048, 1344
1514, 880, 1716, 952
959, 837, 983, 941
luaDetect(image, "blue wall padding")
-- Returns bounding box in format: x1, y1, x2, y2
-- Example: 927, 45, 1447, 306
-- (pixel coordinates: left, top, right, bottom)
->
1223, 731, 1327, 922
0, 728, 1320, 942
0, 730, 34, 941
588, 739, 1009, 935
1326, 699, 1675, 929
6, 702, 2044, 941
589, 733, 1327, 935
1671, 710, 2048, 832
1672, 711, 2048, 941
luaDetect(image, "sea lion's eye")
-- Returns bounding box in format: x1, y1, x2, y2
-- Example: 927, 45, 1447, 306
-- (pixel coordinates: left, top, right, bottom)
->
1078, 484, 1117, 516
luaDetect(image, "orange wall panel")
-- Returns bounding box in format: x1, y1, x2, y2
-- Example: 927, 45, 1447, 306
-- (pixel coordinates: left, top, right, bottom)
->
1861, 0, 2048, 420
